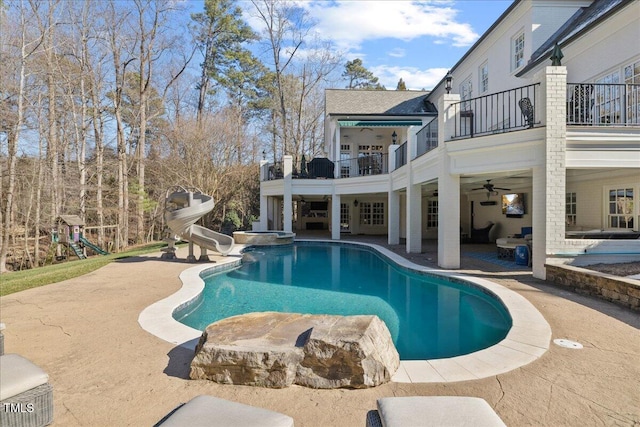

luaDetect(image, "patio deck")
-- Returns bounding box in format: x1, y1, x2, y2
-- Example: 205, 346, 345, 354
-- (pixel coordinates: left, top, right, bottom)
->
1, 237, 638, 426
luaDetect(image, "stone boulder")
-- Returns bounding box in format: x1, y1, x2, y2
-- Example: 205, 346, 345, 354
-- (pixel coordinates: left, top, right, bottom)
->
190, 312, 399, 389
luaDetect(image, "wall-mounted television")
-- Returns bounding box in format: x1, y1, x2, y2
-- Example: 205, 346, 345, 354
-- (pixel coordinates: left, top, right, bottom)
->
502, 193, 525, 217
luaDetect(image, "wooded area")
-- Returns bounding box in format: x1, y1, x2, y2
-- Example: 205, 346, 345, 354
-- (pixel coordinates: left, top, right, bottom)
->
0, 0, 357, 272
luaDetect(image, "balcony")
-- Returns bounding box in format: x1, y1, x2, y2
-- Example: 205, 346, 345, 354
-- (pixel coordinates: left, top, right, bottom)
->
567, 83, 640, 126
263, 154, 389, 181
450, 84, 540, 140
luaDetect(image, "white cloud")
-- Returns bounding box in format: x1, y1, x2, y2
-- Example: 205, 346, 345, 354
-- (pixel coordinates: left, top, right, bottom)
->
370, 65, 449, 90
388, 48, 406, 58
298, 1, 479, 50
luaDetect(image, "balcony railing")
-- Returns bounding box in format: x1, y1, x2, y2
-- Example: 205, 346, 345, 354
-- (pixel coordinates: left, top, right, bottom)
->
395, 142, 407, 169
263, 154, 389, 181
451, 83, 540, 139
567, 83, 640, 126
337, 153, 388, 178
416, 119, 438, 157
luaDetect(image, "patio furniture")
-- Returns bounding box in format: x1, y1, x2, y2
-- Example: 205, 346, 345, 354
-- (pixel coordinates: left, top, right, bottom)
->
366, 396, 506, 427
470, 222, 495, 243
0, 354, 54, 427
518, 97, 534, 128
155, 395, 294, 427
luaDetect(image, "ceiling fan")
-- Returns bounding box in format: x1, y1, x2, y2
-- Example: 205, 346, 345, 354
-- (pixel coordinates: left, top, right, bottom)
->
471, 179, 511, 193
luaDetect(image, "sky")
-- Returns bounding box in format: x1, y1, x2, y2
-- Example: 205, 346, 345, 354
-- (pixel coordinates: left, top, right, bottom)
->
241, 0, 513, 91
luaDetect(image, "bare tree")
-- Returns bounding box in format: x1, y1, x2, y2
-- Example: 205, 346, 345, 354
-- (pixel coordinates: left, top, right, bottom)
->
0, 1, 44, 273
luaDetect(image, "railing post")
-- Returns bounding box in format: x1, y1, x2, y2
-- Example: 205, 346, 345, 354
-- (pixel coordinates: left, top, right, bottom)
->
439, 93, 460, 143
259, 160, 268, 181
388, 144, 399, 171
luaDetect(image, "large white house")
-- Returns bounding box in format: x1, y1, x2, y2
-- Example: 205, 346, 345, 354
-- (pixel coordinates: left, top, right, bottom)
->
258, 0, 640, 279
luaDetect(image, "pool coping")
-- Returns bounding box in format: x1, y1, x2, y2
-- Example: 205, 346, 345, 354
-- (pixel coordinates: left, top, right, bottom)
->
138, 239, 551, 383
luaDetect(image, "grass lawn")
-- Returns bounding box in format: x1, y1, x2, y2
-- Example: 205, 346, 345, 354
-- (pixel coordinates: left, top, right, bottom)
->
0, 242, 167, 297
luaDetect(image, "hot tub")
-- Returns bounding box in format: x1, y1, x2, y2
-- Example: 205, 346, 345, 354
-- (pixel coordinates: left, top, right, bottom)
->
232, 231, 295, 245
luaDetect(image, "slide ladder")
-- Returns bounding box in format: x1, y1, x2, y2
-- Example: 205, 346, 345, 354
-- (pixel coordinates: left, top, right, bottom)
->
69, 242, 86, 259
80, 236, 109, 255
164, 186, 235, 258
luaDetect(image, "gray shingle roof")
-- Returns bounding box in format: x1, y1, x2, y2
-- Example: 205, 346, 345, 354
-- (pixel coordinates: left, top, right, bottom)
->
326, 89, 435, 116
517, 0, 629, 76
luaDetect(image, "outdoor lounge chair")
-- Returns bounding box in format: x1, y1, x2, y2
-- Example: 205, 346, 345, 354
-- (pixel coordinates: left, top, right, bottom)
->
0, 325, 54, 427
470, 221, 495, 243
366, 396, 506, 427
155, 395, 294, 427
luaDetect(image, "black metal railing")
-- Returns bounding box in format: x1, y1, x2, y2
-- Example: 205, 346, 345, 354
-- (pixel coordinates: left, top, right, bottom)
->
416, 119, 438, 157
567, 83, 640, 126
265, 161, 284, 181
337, 153, 388, 178
395, 142, 407, 169
451, 83, 540, 139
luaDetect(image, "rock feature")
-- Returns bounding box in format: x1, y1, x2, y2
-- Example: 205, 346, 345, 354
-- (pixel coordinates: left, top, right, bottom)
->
190, 312, 399, 389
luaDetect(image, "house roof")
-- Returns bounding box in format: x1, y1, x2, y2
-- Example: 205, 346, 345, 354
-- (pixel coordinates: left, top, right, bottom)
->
325, 89, 435, 117
57, 215, 84, 226
516, 0, 630, 76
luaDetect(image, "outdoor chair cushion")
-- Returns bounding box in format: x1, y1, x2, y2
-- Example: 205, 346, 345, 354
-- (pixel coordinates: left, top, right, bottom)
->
372, 396, 506, 427
0, 354, 49, 400
157, 395, 294, 427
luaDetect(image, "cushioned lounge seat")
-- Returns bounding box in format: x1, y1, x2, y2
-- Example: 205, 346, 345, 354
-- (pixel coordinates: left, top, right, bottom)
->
156, 395, 294, 427
366, 396, 506, 427
0, 354, 54, 427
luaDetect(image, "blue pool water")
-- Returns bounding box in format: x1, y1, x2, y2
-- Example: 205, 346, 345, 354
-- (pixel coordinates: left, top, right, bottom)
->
174, 242, 512, 360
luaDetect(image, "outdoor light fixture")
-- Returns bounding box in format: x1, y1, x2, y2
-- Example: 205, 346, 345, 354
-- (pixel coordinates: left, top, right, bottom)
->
353, 199, 358, 207
445, 70, 453, 94
262, 150, 266, 160
392, 131, 397, 144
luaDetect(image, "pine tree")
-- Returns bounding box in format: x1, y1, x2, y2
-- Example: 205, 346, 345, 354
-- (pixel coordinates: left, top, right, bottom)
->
342, 59, 385, 90
396, 78, 407, 90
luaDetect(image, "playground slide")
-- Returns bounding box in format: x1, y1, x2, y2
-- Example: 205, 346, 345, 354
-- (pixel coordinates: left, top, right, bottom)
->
164, 188, 234, 256
80, 236, 108, 255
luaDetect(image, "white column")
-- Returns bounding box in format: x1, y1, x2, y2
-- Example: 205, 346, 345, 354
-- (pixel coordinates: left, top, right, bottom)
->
406, 183, 422, 253
388, 144, 400, 245
331, 193, 341, 240
405, 127, 422, 253
437, 93, 461, 269
532, 66, 568, 279
283, 155, 293, 232
388, 190, 400, 245
259, 194, 268, 231
437, 167, 460, 269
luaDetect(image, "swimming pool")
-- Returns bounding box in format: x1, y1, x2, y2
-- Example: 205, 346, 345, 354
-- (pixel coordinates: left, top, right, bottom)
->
173, 242, 512, 360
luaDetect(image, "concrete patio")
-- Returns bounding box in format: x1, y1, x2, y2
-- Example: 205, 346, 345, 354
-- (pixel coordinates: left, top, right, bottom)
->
1, 238, 638, 426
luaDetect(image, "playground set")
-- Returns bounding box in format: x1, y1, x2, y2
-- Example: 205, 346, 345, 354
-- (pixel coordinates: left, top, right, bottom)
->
52, 215, 109, 260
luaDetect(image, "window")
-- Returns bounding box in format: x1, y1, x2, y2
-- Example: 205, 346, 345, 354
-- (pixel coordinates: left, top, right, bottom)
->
427, 199, 438, 228
624, 60, 640, 124
594, 71, 621, 124
479, 62, 489, 93
512, 32, 525, 70
459, 77, 473, 103
358, 144, 384, 176
566, 192, 576, 227
608, 188, 634, 229
340, 203, 350, 231
340, 144, 351, 178
359, 202, 384, 226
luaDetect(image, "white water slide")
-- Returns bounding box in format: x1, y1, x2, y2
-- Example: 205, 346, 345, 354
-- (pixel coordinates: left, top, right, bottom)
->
164, 187, 234, 256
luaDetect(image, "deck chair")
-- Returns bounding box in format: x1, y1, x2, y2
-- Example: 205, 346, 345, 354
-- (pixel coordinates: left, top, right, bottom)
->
366, 396, 506, 427
518, 97, 535, 128
155, 395, 294, 427
0, 325, 54, 427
